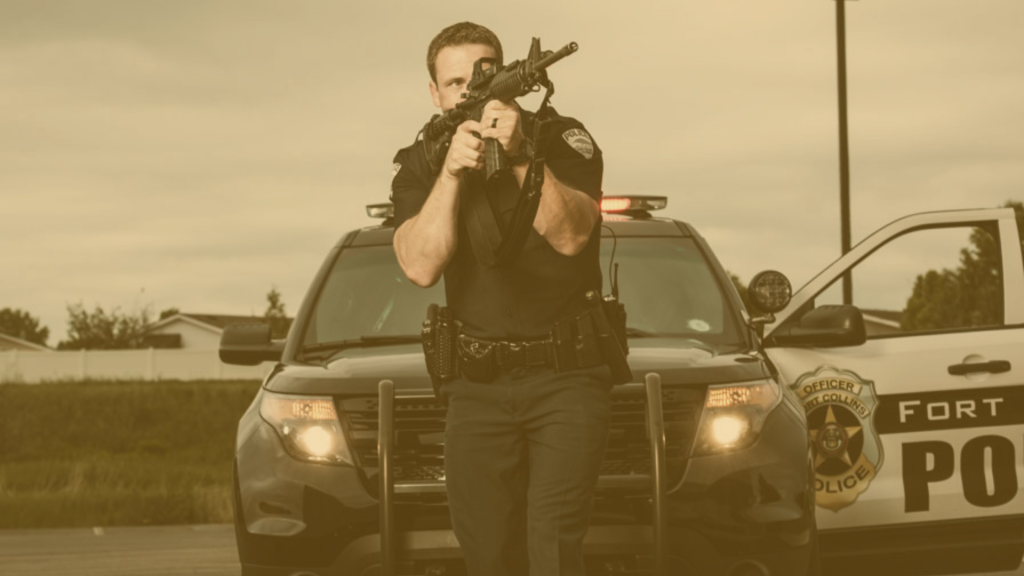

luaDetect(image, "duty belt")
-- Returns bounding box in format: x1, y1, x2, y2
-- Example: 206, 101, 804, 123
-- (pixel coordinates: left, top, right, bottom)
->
422, 293, 632, 394
459, 335, 557, 370
456, 317, 605, 384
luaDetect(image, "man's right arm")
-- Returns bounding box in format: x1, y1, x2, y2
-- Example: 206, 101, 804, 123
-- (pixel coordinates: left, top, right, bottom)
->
393, 119, 484, 287
393, 171, 461, 287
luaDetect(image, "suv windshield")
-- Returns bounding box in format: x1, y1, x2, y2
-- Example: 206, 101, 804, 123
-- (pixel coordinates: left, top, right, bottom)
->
301, 236, 745, 351
608, 237, 744, 349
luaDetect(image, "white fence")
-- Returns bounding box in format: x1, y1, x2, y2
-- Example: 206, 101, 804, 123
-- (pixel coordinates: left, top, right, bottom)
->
0, 349, 275, 384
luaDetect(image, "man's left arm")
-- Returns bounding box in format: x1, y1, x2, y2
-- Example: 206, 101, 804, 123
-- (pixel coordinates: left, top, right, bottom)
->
520, 165, 598, 256
480, 100, 602, 257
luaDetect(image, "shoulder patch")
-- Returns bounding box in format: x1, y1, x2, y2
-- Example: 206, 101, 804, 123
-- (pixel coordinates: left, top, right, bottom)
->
561, 128, 594, 160
391, 162, 402, 179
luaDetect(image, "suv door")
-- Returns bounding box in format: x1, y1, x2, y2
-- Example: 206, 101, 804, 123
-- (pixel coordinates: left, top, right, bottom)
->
763, 208, 1024, 572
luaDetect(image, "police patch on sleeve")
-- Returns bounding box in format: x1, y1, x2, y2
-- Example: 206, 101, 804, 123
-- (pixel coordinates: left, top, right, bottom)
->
392, 162, 402, 179
561, 128, 594, 160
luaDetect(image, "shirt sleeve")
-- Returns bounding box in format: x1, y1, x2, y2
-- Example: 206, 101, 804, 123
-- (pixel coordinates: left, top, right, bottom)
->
540, 116, 603, 203
389, 146, 432, 231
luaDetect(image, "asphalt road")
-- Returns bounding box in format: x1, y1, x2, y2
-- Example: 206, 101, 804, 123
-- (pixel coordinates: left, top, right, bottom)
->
0, 524, 239, 576
0, 524, 1022, 576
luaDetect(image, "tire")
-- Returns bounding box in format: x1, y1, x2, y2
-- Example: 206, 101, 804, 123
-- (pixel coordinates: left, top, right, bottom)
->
231, 462, 249, 566
805, 458, 822, 576
805, 520, 821, 576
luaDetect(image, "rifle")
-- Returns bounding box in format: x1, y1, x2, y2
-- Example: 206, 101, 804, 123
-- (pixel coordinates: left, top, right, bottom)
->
422, 38, 578, 179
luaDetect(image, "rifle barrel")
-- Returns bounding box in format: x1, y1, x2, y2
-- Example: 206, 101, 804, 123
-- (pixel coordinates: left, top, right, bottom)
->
533, 42, 578, 72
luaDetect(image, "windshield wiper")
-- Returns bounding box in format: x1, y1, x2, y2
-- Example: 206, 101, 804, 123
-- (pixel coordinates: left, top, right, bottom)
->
625, 328, 717, 356
625, 327, 659, 337
679, 338, 717, 356
299, 335, 422, 355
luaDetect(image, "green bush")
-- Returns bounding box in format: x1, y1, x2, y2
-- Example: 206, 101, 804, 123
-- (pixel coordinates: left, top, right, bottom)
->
0, 379, 260, 529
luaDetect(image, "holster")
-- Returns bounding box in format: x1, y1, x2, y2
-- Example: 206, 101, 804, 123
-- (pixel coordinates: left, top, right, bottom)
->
421, 304, 459, 405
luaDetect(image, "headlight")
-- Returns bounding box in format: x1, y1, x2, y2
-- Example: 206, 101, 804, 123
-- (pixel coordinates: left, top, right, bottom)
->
692, 380, 782, 456
259, 390, 354, 466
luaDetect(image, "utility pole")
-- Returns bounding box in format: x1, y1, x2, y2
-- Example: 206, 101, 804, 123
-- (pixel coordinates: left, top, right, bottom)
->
836, 0, 853, 305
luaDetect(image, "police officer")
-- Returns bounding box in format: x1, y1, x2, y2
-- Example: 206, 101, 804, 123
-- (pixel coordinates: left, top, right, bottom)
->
391, 21, 611, 576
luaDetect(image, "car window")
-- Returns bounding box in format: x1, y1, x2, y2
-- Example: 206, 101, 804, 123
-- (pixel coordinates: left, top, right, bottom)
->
302, 236, 745, 349
813, 224, 1004, 337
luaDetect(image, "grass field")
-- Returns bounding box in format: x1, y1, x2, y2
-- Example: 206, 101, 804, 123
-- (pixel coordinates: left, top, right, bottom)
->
0, 379, 261, 529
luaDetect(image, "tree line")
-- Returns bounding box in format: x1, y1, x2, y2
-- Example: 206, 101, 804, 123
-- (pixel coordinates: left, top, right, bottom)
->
1, 287, 291, 350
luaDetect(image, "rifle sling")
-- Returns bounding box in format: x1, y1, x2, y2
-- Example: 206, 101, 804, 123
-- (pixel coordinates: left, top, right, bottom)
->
461, 109, 551, 268
460, 173, 504, 269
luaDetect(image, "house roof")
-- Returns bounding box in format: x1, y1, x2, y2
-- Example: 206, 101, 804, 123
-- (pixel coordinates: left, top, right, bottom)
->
146, 313, 287, 334
179, 313, 270, 330
0, 332, 52, 351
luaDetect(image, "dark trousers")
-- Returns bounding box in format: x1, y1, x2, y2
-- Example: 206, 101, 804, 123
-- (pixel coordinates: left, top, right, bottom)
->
443, 363, 612, 576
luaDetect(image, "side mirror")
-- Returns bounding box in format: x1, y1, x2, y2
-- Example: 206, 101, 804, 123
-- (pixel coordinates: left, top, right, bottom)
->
768, 304, 867, 348
219, 323, 285, 366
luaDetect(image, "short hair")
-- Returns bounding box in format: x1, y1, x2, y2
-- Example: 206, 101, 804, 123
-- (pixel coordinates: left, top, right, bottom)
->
426, 22, 503, 83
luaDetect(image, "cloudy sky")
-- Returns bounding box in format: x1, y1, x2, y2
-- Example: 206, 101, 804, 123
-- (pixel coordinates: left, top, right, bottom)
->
2, 0, 1021, 346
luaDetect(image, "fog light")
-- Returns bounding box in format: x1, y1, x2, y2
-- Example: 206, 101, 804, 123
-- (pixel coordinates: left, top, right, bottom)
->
711, 414, 749, 447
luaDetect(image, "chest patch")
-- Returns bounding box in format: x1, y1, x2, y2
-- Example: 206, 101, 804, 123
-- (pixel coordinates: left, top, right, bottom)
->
391, 162, 402, 179
561, 128, 594, 160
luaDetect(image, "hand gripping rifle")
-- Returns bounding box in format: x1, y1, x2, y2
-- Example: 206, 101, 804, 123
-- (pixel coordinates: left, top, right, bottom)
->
422, 38, 578, 179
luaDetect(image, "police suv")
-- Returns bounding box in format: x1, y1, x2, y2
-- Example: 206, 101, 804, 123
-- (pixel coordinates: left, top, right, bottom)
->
222, 199, 1024, 576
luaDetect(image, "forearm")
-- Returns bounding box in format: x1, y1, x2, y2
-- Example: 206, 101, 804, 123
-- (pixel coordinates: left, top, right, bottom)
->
515, 163, 598, 256
394, 173, 461, 287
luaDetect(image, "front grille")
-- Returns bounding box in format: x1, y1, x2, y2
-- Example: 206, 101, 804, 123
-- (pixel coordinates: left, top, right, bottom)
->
338, 386, 703, 497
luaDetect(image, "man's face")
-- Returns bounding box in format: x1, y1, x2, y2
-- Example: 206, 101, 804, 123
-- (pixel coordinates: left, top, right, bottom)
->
430, 43, 497, 112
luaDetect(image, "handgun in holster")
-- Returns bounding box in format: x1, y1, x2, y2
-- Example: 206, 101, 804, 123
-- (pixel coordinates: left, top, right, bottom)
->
421, 304, 459, 405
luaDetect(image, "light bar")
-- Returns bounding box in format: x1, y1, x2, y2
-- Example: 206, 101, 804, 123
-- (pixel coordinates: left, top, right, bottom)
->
600, 195, 668, 213
366, 203, 395, 219
601, 198, 632, 212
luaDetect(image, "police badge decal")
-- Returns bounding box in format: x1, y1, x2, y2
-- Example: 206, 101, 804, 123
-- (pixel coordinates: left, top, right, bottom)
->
792, 366, 883, 511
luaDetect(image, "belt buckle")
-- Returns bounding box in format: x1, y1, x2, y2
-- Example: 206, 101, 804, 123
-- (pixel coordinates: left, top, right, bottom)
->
498, 341, 518, 368
524, 341, 548, 367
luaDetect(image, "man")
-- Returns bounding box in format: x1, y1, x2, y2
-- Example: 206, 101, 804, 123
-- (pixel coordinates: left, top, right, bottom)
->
391, 21, 612, 576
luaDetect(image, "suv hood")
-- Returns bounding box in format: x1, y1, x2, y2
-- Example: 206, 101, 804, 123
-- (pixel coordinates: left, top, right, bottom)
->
266, 339, 770, 395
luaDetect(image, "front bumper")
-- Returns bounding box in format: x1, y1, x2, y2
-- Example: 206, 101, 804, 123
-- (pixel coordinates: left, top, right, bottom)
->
235, 390, 814, 576
240, 523, 813, 576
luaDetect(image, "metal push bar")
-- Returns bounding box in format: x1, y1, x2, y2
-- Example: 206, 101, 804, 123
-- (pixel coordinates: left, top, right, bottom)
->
377, 373, 669, 576
645, 372, 668, 576
378, 379, 397, 576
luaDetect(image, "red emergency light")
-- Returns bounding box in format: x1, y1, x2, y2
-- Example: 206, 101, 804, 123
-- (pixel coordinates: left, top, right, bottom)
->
600, 196, 668, 213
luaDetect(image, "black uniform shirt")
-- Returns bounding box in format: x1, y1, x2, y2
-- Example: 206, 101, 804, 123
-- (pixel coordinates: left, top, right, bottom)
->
391, 110, 603, 340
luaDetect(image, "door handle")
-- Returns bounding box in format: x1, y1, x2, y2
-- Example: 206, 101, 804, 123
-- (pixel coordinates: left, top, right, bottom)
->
947, 360, 1011, 376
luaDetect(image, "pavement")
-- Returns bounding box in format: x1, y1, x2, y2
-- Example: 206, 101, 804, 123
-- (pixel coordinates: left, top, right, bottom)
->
0, 524, 240, 576
0, 524, 1022, 576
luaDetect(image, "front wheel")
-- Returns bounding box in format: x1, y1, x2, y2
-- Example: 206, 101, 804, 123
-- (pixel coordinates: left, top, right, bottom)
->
805, 521, 821, 576
805, 458, 821, 576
